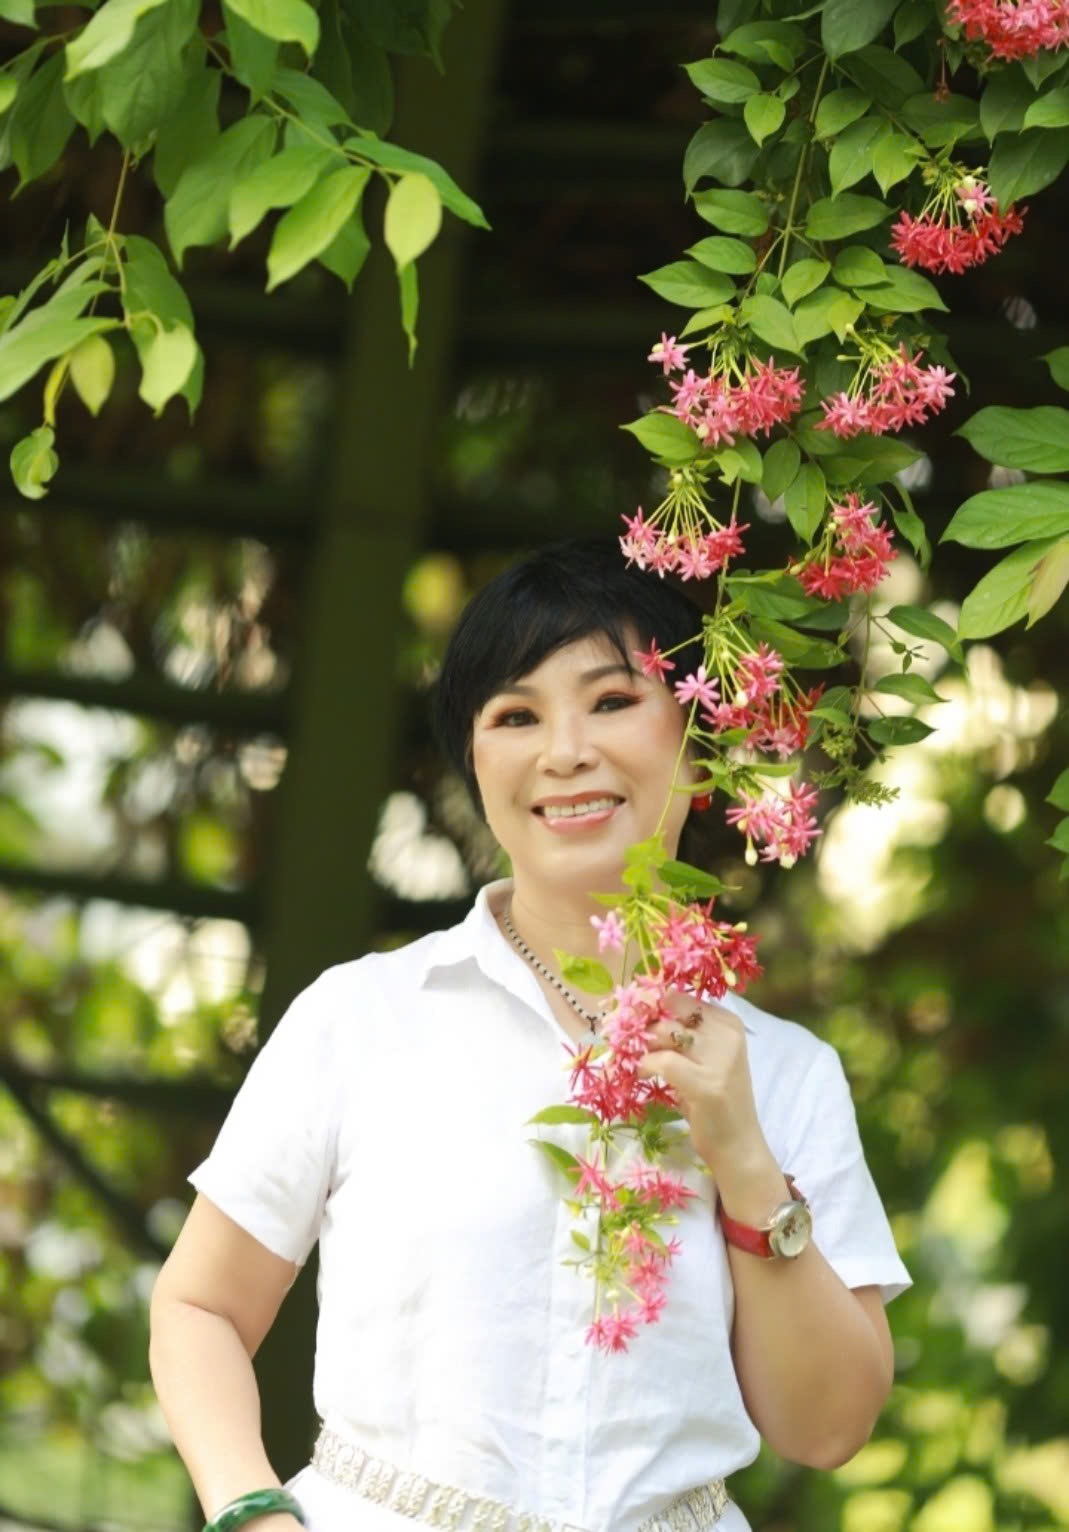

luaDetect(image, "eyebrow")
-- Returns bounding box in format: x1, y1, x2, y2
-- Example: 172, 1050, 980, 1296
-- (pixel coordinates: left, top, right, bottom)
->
494, 662, 636, 699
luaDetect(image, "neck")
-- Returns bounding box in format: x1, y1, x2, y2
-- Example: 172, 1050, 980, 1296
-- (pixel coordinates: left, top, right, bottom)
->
497, 873, 629, 988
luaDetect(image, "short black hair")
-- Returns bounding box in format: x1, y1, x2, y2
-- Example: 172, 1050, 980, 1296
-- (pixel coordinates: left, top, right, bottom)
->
431, 536, 721, 865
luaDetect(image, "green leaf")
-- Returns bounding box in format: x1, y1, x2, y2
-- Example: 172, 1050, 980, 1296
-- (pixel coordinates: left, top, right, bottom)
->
843, 46, 925, 111
744, 92, 785, 145
7, 52, 73, 185
0, 0, 35, 25
0, 74, 19, 114
832, 245, 887, 287
957, 406, 1069, 473
1046, 768, 1069, 812
138, 320, 197, 413
166, 115, 278, 267
868, 715, 934, 745
526, 1105, 600, 1126
527, 1139, 581, 1181
1048, 817, 1069, 855
621, 411, 701, 465
639, 260, 735, 308
821, 0, 899, 59
886, 604, 964, 662
781, 258, 830, 306
153, 62, 220, 197
122, 234, 201, 412
0, 287, 114, 404
890, 494, 931, 568
864, 265, 948, 314
65, 0, 167, 77
10, 425, 58, 500
829, 116, 885, 195
556, 953, 614, 995
658, 860, 729, 899
942, 481, 1069, 549
266, 164, 370, 290
1026, 537, 1069, 626
224, 10, 278, 102
678, 304, 735, 339
683, 118, 761, 191
784, 463, 826, 543
814, 87, 871, 140
1040, 347, 1069, 391
225, 0, 318, 54
901, 92, 982, 147
691, 187, 768, 235
684, 56, 761, 104
1023, 86, 1069, 129
893, 0, 928, 46
62, 64, 108, 144
988, 127, 1069, 209
874, 672, 948, 703
715, 438, 763, 484
383, 172, 442, 269
229, 144, 334, 246
68, 333, 114, 415
343, 128, 489, 230
397, 259, 419, 364
872, 130, 921, 194
806, 193, 890, 241
958, 535, 1065, 639
686, 236, 756, 274
762, 437, 801, 499
317, 208, 370, 290
96, 0, 198, 147
980, 66, 1037, 139
748, 616, 845, 668
719, 20, 807, 66
740, 293, 800, 355
274, 66, 352, 131
793, 286, 863, 346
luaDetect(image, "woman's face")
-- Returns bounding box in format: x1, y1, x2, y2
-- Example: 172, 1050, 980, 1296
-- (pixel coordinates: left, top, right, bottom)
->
470, 629, 699, 894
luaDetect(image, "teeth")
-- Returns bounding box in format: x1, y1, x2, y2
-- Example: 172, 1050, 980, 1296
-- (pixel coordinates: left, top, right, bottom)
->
541, 797, 619, 819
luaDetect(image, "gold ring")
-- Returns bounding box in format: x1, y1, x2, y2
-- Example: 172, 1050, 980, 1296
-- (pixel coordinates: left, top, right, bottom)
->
670, 1027, 696, 1051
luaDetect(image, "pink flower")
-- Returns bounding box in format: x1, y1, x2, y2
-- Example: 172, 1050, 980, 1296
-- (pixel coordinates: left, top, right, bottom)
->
590, 910, 626, 953
816, 346, 956, 439
633, 637, 676, 681
946, 0, 1069, 59
648, 333, 690, 375
674, 664, 721, 712
891, 200, 1024, 275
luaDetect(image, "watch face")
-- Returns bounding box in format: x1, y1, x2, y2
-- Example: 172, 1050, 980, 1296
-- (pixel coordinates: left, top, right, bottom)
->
770, 1202, 812, 1259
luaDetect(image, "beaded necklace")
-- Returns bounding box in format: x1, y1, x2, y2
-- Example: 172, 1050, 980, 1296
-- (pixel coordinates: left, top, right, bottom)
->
501, 898, 605, 1034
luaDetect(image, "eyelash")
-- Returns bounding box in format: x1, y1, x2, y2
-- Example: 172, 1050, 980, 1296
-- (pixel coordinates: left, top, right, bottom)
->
494, 694, 638, 727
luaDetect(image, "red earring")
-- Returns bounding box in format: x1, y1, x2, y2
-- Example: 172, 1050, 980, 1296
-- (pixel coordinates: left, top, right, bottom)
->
691, 793, 713, 812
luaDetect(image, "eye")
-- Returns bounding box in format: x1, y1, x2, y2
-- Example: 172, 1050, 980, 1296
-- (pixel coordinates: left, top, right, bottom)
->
597, 693, 637, 711
495, 708, 535, 727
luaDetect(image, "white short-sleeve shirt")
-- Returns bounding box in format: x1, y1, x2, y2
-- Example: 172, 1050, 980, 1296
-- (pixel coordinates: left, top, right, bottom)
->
188, 877, 911, 1532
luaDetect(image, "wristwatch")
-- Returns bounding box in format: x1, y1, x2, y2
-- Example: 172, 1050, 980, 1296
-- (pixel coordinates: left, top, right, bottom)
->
719, 1174, 812, 1259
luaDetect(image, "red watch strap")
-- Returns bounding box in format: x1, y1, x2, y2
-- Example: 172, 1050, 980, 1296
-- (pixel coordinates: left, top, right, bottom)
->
719, 1175, 805, 1258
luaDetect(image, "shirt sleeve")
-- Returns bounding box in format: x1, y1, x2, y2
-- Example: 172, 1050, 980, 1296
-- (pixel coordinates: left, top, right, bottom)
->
187, 972, 342, 1267
779, 1041, 912, 1305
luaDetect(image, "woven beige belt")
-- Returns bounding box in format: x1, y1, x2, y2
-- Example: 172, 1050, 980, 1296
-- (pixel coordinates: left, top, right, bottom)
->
310, 1421, 730, 1532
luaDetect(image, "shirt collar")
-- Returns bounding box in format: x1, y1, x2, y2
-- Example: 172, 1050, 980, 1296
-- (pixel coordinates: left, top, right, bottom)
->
417, 876, 756, 1032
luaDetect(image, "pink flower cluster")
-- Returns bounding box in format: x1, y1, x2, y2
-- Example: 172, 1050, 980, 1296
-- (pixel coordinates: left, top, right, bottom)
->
619, 506, 750, 582
947, 0, 1069, 58
793, 494, 898, 599
650, 335, 804, 449
560, 906, 762, 1351
817, 346, 956, 438
724, 779, 822, 869
891, 180, 1025, 274
662, 641, 824, 762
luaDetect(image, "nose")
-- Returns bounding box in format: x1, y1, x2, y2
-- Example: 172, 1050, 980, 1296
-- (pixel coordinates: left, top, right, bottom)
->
536, 708, 599, 776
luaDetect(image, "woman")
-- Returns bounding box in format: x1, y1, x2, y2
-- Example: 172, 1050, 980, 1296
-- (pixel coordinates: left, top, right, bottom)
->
149, 537, 911, 1532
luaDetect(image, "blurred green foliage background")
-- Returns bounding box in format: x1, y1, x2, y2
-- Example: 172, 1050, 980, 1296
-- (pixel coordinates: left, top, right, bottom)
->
1, 4, 1067, 1532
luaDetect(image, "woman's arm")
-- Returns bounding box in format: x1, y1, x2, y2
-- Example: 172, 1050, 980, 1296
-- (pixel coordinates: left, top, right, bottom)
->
716, 1151, 894, 1470
149, 1194, 304, 1528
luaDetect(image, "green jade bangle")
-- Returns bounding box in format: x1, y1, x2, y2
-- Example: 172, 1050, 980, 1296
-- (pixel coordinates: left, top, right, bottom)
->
204, 1487, 307, 1532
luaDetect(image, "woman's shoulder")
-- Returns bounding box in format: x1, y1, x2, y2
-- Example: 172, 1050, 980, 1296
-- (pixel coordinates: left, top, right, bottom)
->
300, 924, 460, 1008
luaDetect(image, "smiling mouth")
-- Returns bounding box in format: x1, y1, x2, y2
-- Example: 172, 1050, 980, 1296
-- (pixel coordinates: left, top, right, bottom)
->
533, 796, 624, 821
